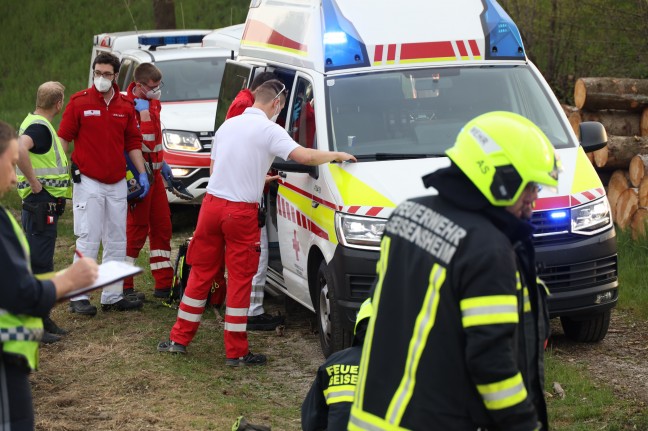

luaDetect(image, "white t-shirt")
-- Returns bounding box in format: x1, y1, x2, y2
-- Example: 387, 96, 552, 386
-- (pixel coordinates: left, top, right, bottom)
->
207, 107, 300, 203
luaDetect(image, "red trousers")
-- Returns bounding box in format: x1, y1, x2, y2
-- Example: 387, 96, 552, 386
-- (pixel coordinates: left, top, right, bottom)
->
170, 194, 260, 358
124, 171, 173, 292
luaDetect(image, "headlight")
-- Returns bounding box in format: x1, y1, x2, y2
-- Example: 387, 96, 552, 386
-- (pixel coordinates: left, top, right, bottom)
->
335, 213, 386, 249
571, 197, 611, 235
163, 130, 201, 152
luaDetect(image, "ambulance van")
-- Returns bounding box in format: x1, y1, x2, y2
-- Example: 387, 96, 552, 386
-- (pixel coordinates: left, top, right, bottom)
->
215, 0, 618, 356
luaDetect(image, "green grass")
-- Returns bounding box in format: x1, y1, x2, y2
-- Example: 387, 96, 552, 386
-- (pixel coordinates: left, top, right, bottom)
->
616, 229, 648, 320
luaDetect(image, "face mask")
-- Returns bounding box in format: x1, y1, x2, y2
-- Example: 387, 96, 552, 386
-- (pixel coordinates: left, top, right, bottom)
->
94, 77, 112, 93
270, 103, 280, 123
146, 89, 161, 100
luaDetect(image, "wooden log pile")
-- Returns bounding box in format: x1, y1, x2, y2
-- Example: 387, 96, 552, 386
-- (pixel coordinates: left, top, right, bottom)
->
564, 77, 648, 239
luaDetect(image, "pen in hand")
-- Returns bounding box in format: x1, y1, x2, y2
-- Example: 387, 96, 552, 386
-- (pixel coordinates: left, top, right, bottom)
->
75, 249, 84, 259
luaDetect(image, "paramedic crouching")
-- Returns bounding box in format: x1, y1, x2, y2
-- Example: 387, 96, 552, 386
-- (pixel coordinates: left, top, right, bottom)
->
158, 79, 356, 366
0, 120, 98, 430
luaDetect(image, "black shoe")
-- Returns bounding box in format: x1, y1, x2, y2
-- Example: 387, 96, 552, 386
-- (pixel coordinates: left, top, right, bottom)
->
101, 297, 143, 312
157, 340, 187, 354
246, 313, 285, 331
43, 316, 68, 335
68, 299, 97, 316
41, 332, 62, 344
232, 416, 272, 431
166, 178, 194, 201
123, 288, 146, 301
225, 352, 267, 367
153, 288, 171, 299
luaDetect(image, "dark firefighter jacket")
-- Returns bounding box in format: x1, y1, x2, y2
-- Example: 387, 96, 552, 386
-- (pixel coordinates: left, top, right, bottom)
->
348, 164, 549, 431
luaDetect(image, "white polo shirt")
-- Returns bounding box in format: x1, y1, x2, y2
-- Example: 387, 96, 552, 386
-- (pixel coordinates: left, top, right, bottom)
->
207, 107, 300, 203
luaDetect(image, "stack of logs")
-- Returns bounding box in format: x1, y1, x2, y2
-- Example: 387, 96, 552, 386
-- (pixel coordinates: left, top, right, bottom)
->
563, 77, 648, 239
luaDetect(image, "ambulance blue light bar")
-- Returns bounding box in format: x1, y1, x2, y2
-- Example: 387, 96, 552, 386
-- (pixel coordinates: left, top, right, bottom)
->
138, 34, 204, 47
549, 210, 568, 220
480, 0, 525, 60
321, 0, 369, 71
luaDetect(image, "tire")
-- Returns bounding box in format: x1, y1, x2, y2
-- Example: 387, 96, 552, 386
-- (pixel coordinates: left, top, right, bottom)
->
316, 261, 349, 357
560, 309, 611, 342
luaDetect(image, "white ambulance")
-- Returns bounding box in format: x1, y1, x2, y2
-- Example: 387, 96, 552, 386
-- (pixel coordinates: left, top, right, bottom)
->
215, 0, 618, 356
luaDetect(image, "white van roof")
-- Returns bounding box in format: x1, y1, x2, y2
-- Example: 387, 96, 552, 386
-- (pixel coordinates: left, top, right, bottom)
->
239, 0, 526, 73
202, 23, 245, 52
93, 29, 212, 56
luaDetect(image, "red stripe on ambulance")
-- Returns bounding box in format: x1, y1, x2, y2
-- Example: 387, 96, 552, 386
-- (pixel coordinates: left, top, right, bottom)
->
277, 196, 329, 241
400, 41, 455, 61
456, 40, 468, 57
374, 45, 383, 63
243, 19, 307, 52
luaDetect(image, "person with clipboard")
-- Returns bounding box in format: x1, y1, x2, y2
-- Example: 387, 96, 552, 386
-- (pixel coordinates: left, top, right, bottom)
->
0, 120, 99, 429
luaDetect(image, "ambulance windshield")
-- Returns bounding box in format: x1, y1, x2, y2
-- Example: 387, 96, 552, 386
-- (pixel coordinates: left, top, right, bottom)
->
155, 57, 226, 102
326, 65, 573, 158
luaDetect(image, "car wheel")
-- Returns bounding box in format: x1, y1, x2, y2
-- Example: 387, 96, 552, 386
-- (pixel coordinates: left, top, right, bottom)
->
316, 261, 347, 357
560, 309, 611, 342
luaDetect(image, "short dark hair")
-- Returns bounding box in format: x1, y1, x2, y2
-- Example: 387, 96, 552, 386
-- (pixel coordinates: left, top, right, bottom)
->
250, 71, 277, 91
92, 52, 120, 74
134, 63, 162, 83
254, 79, 286, 104
0, 121, 17, 156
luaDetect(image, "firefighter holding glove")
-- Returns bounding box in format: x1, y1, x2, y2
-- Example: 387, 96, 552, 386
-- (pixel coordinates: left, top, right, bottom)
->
349, 112, 559, 431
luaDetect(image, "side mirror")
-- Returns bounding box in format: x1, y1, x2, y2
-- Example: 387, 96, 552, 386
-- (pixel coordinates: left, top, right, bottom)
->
579, 121, 608, 153
272, 158, 319, 179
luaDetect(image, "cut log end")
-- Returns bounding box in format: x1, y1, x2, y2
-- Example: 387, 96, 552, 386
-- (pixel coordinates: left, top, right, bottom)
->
615, 187, 639, 230
631, 207, 648, 240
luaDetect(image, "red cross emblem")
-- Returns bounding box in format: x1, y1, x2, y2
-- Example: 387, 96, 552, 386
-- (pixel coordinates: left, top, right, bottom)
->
292, 230, 300, 261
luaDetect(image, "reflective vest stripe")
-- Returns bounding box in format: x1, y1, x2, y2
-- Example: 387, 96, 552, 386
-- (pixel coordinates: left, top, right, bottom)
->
349, 405, 409, 431
142, 134, 156, 141
476, 372, 528, 410
180, 294, 206, 308
17, 166, 68, 176
224, 322, 246, 332
17, 178, 71, 189
386, 264, 446, 426
0, 326, 43, 342
460, 295, 518, 327
150, 162, 164, 170
324, 384, 355, 404
150, 249, 171, 258
226, 307, 248, 317
355, 236, 391, 411
522, 287, 531, 313
177, 309, 202, 323
150, 261, 172, 271
142, 143, 163, 153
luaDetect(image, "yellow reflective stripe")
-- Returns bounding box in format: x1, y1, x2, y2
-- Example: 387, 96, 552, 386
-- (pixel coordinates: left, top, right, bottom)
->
515, 271, 522, 290
477, 373, 528, 410
349, 405, 410, 431
572, 146, 604, 193
460, 295, 518, 327
328, 164, 395, 208
386, 264, 446, 426
279, 186, 338, 244
323, 384, 355, 405
537, 277, 551, 296
355, 236, 391, 410
523, 287, 531, 313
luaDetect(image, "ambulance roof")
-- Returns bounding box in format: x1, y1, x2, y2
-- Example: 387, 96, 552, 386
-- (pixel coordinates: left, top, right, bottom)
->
202, 23, 245, 51
93, 29, 211, 54
122, 46, 233, 63
239, 0, 525, 73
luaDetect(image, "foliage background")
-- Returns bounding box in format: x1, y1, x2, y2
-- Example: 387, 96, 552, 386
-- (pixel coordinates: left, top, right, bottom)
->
1, 0, 647, 130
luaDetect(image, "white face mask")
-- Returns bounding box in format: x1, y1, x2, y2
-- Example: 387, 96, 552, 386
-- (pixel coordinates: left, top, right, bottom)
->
94, 77, 112, 93
270, 103, 281, 123
146, 89, 161, 100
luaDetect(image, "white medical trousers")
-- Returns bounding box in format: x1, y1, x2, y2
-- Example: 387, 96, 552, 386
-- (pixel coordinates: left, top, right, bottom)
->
248, 226, 268, 317
71, 174, 127, 305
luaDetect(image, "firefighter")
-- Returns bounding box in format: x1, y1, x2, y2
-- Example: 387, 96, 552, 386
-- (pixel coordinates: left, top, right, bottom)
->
0, 120, 98, 429
122, 63, 174, 300
302, 298, 372, 431
16, 81, 71, 342
349, 112, 559, 431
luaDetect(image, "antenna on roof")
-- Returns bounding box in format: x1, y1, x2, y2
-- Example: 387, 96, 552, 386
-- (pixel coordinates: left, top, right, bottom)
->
180, 2, 186, 29
123, 0, 139, 35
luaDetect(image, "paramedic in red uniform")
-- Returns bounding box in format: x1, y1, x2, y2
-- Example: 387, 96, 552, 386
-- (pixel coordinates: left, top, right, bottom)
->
122, 63, 174, 300
58, 52, 149, 315
158, 80, 356, 365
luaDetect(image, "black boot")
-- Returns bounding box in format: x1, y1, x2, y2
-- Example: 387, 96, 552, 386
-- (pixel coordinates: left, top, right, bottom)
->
41, 332, 62, 344
43, 315, 68, 335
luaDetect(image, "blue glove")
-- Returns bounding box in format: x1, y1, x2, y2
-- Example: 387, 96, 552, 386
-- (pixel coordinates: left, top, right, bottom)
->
138, 172, 150, 199
161, 161, 173, 182
134, 98, 150, 112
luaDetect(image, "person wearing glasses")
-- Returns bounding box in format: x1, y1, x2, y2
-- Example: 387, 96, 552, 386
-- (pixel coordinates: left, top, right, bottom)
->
158, 79, 356, 366
121, 63, 175, 301
58, 52, 149, 316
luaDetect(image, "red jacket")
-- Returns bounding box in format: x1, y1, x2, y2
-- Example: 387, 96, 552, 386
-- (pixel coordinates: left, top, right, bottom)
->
225, 89, 254, 119
126, 82, 164, 171
58, 83, 142, 184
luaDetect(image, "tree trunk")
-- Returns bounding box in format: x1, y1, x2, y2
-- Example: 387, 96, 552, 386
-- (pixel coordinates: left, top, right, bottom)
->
153, 0, 176, 30
580, 110, 642, 137
594, 135, 648, 170
629, 154, 648, 187
607, 169, 630, 221
574, 77, 648, 111
615, 187, 638, 230
631, 207, 648, 240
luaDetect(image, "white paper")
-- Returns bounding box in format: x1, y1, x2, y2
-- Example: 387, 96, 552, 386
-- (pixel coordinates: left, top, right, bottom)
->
59, 261, 143, 301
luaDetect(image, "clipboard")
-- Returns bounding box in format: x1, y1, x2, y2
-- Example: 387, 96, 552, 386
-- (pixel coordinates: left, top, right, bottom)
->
58, 261, 143, 301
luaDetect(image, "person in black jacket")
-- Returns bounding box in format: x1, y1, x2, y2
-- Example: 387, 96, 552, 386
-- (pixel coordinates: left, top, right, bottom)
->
0, 120, 98, 430
302, 298, 372, 431
349, 112, 560, 431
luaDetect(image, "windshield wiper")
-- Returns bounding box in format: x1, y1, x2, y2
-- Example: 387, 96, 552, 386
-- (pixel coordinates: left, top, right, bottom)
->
354, 153, 445, 161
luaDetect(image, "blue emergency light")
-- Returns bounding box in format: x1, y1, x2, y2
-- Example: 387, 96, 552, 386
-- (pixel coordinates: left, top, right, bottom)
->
549, 210, 568, 220
321, 0, 369, 71
481, 0, 525, 60
138, 34, 204, 47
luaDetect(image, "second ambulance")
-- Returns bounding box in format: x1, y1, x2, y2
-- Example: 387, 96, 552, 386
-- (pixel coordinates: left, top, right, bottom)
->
216, 0, 618, 356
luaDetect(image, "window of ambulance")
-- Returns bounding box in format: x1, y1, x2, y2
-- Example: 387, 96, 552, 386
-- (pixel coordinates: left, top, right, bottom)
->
156, 58, 226, 102
325, 65, 573, 161
117, 58, 136, 90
